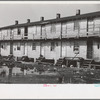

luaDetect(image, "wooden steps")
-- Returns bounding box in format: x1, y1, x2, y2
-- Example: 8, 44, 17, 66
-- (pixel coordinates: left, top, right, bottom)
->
55, 58, 65, 66
82, 59, 94, 68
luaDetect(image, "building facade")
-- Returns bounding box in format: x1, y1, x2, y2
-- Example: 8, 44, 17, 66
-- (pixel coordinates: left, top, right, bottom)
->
0, 10, 100, 62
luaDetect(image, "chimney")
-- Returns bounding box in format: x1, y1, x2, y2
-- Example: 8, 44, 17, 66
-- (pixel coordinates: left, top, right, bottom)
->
76, 9, 80, 15
27, 19, 30, 23
56, 13, 60, 19
40, 17, 44, 21
15, 20, 18, 25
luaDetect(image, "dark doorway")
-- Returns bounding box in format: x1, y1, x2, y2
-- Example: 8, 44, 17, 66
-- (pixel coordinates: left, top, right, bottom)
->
24, 26, 28, 36
87, 39, 93, 59
0, 43, 1, 55
10, 42, 13, 54
24, 27, 28, 39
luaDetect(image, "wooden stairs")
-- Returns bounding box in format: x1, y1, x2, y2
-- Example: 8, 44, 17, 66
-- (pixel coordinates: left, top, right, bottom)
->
82, 59, 94, 68
55, 58, 65, 66
36, 57, 44, 63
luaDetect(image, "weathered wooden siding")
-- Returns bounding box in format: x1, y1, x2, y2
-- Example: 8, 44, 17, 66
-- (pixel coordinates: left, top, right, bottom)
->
28, 26, 35, 39
62, 41, 67, 57
93, 40, 100, 61
67, 21, 75, 37
79, 41, 87, 59
87, 17, 100, 36
46, 23, 61, 39
46, 24, 51, 38
27, 42, 40, 61
80, 19, 87, 36
62, 40, 87, 59
13, 28, 24, 40
55, 23, 61, 38
1, 29, 10, 40
62, 22, 67, 37
0, 16, 100, 62
1, 42, 10, 56
46, 24, 52, 38
42, 25, 46, 39
35, 26, 41, 39
42, 41, 60, 62
0, 31, 1, 40
13, 42, 23, 57
39, 40, 87, 61
28, 26, 41, 39
94, 17, 100, 35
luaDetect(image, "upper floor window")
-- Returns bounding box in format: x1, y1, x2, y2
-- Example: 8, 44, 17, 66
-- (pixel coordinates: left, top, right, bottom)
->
33, 26, 37, 35
62, 23, 67, 34
32, 43, 36, 50
18, 28, 21, 35
50, 42, 55, 51
88, 18, 94, 23
88, 18, 94, 29
42, 25, 46, 34
74, 20, 79, 30
51, 24, 56, 33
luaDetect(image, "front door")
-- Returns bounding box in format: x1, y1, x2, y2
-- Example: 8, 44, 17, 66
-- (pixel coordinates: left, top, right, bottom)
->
10, 42, 13, 55
23, 43, 28, 56
62, 45, 66, 57
41, 43, 45, 57
87, 40, 93, 59
24, 27, 28, 39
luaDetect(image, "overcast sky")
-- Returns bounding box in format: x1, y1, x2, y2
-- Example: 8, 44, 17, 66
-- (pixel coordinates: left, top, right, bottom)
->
0, 3, 100, 27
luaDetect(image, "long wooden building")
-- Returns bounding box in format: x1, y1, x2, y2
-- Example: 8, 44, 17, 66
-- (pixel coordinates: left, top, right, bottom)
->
0, 10, 100, 63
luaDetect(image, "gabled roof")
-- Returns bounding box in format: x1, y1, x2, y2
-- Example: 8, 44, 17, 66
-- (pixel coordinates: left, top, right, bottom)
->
0, 11, 100, 30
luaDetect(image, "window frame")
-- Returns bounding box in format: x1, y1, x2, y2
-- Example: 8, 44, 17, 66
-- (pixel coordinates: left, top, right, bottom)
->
73, 41, 79, 53
88, 18, 94, 30
97, 43, 100, 49
51, 23, 56, 33
18, 28, 21, 35
24, 26, 28, 36
42, 25, 46, 36
74, 20, 79, 30
50, 42, 55, 51
17, 43, 21, 50
32, 42, 36, 50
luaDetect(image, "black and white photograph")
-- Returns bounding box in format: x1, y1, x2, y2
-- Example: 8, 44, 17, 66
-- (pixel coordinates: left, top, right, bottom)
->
0, 2, 100, 85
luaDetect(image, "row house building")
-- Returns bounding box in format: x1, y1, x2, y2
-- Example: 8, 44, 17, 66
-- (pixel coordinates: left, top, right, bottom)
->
0, 10, 100, 63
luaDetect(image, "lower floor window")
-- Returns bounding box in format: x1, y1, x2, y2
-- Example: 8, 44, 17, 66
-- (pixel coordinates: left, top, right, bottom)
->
32, 43, 36, 50
73, 41, 79, 54
17, 43, 21, 50
50, 42, 55, 51
1, 43, 7, 50
97, 43, 100, 49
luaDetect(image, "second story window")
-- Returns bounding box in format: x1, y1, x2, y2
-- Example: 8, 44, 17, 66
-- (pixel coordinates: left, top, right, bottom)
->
18, 28, 21, 35
50, 42, 55, 51
74, 20, 79, 30
62, 23, 67, 34
88, 18, 94, 30
42, 25, 46, 34
33, 26, 37, 35
51, 24, 56, 33
32, 43, 36, 50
